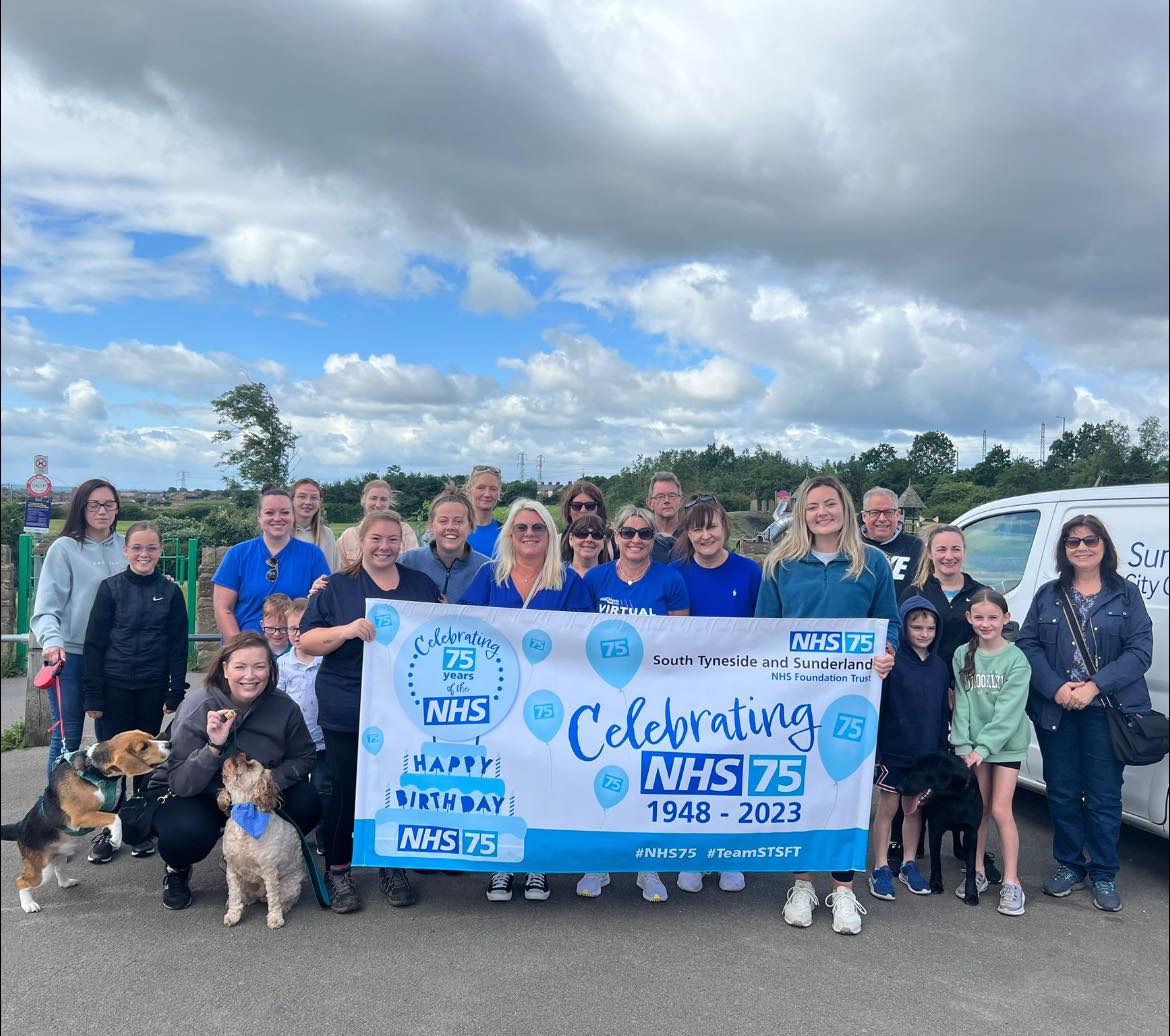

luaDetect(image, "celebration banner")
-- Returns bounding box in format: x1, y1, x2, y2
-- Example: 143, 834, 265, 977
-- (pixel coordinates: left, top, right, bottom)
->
353, 601, 887, 873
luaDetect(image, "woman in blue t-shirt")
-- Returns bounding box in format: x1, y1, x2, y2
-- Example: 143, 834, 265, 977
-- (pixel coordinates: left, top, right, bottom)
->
459, 498, 592, 904
464, 464, 504, 557
578, 505, 689, 905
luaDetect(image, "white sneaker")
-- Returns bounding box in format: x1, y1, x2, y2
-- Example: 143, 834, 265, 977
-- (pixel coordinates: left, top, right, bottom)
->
676, 871, 705, 893
718, 871, 746, 892
576, 873, 610, 897
636, 871, 668, 902
825, 886, 866, 935
783, 879, 819, 927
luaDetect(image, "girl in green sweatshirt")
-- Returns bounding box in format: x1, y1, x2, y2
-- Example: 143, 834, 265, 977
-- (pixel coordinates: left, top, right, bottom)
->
951, 588, 1032, 917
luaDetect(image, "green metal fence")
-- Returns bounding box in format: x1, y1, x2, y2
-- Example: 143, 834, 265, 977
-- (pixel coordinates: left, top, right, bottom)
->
15, 534, 200, 667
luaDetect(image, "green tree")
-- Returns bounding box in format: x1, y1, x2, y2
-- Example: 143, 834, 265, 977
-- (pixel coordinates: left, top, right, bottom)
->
925, 481, 996, 522
211, 382, 299, 489
969, 444, 1012, 487
907, 431, 957, 485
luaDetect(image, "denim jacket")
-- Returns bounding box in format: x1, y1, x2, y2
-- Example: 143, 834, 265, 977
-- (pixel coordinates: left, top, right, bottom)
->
1017, 577, 1153, 732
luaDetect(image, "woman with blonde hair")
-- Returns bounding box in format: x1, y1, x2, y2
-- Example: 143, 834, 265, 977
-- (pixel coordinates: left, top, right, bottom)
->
465, 464, 504, 557
459, 498, 592, 904
398, 481, 490, 601
337, 479, 419, 567
754, 474, 899, 935
290, 478, 340, 571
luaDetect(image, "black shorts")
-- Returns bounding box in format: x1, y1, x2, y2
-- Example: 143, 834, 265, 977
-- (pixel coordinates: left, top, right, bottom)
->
989, 760, 1021, 770
874, 760, 908, 793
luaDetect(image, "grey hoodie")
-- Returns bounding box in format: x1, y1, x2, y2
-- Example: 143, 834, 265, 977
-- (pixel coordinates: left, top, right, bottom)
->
30, 533, 126, 655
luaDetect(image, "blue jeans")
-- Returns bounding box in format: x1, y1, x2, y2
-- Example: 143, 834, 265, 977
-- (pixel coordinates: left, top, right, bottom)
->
1036, 707, 1125, 882
45, 651, 86, 777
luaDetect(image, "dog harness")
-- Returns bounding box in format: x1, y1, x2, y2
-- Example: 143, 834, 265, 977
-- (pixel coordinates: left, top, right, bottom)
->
45, 750, 125, 836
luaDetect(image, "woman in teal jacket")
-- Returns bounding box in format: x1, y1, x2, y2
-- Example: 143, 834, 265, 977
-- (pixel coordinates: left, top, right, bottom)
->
754, 475, 899, 936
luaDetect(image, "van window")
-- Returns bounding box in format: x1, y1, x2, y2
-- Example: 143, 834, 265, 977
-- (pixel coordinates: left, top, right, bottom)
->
962, 510, 1041, 593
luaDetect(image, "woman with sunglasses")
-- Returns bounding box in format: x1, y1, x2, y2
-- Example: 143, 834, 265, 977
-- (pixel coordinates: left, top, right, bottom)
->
578, 504, 688, 904
560, 513, 614, 579
31, 478, 127, 775
1017, 515, 1154, 913
754, 475, 898, 935
460, 498, 592, 904
465, 464, 504, 557
212, 485, 331, 639
559, 480, 610, 529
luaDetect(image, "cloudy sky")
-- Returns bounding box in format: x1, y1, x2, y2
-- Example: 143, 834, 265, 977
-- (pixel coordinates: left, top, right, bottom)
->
2, 0, 1167, 490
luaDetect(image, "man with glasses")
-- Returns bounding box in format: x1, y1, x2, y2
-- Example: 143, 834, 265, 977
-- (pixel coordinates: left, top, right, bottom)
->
859, 487, 923, 592
646, 471, 684, 564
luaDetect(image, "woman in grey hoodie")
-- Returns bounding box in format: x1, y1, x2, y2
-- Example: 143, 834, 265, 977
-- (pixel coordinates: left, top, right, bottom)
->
30, 479, 126, 775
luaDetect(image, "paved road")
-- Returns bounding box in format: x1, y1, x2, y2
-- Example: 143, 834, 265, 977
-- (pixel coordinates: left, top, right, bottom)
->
1, 677, 1167, 1036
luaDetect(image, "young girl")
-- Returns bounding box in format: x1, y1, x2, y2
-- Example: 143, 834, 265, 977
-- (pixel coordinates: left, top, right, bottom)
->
951, 588, 1032, 916
291, 477, 341, 571
338, 479, 419, 566
82, 521, 189, 860
754, 475, 899, 935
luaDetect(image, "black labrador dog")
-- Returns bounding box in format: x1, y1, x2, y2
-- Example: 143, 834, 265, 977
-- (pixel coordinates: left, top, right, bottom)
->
898, 752, 984, 904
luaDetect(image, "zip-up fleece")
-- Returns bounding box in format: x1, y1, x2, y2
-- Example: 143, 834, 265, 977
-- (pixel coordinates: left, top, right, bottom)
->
30, 533, 126, 654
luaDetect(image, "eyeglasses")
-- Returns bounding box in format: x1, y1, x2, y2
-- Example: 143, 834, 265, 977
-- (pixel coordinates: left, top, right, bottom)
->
1065, 535, 1102, 549
684, 494, 717, 510
286, 626, 300, 636
261, 625, 288, 635
265, 557, 279, 583
571, 528, 607, 541
86, 501, 117, 512
569, 500, 600, 513
862, 508, 900, 519
127, 545, 162, 555
513, 523, 547, 536
649, 492, 681, 503
618, 527, 655, 541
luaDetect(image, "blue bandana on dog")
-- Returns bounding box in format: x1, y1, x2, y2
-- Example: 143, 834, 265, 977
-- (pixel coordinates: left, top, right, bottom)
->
230, 803, 271, 839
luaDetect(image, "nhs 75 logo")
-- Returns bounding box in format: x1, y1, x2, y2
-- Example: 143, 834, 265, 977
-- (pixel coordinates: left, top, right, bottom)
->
442, 647, 477, 673
788, 630, 876, 654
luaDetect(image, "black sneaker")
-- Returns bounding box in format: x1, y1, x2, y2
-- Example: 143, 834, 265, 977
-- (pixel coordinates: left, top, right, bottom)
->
162, 866, 192, 910
130, 838, 156, 858
380, 867, 418, 907
524, 872, 551, 901
87, 828, 116, 864
983, 851, 1003, 885
327, 867, 362, 914
486, 872, 514, 902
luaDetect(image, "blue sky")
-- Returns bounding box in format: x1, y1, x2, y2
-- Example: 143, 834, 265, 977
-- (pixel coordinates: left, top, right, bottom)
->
2, 1, 1166, 490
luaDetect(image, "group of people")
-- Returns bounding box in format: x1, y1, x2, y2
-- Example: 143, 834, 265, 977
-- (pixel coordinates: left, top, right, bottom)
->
28, 470, 1154, 932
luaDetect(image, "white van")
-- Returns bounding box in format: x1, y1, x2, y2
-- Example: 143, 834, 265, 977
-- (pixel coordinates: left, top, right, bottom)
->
955, 483, 1169, 837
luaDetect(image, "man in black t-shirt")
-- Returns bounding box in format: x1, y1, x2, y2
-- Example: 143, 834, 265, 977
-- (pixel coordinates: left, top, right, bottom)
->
859, 487, 923, 591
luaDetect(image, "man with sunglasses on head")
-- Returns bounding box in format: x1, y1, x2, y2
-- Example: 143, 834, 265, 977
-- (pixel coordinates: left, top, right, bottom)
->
858, 487, 923, 593
646, 471, 685, 565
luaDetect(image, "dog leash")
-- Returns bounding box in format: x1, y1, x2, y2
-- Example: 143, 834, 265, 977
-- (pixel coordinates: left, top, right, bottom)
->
276, 807, 331, 909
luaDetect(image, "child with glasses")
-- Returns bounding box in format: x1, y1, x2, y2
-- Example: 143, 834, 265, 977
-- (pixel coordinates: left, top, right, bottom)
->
81, 520, 189, 861
261, 594, 294, 657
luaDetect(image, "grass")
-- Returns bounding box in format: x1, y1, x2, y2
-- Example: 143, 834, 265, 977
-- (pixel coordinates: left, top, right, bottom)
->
0, 720, 26, 752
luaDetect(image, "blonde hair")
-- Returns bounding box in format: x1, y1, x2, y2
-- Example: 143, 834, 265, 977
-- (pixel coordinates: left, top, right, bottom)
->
763, 475, 869, 581
613, 503, 656, 531
262, 593, 293, 619
494, 499, 564, 592
291, 477, 327, 546
360, 479, 396, 507
910, 523, 966, 589
338, 510, 404, 577
428, 480, 475, 524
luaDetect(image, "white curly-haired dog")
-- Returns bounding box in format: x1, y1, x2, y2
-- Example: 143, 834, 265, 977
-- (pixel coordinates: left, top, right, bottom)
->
216, 753, 303, 929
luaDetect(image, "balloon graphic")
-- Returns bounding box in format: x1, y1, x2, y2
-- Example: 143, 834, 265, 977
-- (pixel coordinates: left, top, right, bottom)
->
593, 765, 629, 810
585, 620, 643, 690
361, 726, 384, 756
523, 631, 553, 666
523, 689, 564, 744
368, 603, 400, 646
817, 694, 879, 782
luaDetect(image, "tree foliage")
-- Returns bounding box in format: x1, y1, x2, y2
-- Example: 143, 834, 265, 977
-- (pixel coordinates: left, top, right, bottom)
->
211, 382, 299, 490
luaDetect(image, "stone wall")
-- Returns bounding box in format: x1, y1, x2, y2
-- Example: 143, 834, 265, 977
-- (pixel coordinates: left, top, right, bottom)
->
195, 545, 230, 669
1, 544, 13, 661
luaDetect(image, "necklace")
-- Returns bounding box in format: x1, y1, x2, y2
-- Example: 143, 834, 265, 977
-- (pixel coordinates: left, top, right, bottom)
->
616, 559, 648, 586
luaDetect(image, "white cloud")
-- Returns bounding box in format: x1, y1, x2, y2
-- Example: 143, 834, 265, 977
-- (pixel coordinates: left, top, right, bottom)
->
63, 379, 106, 420
462, 260, 537, 317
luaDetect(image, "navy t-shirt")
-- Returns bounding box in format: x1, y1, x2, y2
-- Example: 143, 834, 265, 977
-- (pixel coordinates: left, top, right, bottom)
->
300, 565, 441, 731
213, 536, 330, 633
673, 552, 762, 618
467, 520, 501, 558
584, 562, 689, 615
459, 564, 594, 612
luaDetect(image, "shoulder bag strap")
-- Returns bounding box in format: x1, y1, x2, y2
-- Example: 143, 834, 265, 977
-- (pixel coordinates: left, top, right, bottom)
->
1057, 588, 1120, 710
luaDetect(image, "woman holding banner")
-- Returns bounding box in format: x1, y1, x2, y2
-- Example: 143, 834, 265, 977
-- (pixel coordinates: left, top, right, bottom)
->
298, 510, 442, 915
755, 475, 899, 935
459, 498, 592, 904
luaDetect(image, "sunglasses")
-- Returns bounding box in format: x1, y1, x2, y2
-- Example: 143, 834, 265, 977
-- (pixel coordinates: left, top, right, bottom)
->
571, 528, 607, 541
618, 527, 655, 541
265, 557, 279, 583
684, 494, 717, 510
1065, 535, 1102, 549
513, 522, 547, 536
569, 500, 600, 513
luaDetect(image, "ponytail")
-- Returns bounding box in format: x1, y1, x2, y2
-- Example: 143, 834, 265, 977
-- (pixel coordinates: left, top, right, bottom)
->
959, 631, 980, 690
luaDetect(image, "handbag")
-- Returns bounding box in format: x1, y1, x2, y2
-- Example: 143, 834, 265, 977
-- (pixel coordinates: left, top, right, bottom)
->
1058, 590, 1168, 766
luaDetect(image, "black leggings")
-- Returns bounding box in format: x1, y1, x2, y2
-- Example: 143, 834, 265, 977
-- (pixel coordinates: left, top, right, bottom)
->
95, 685, 167, 796
154, 780, 321, 870
321, 728, 359, 868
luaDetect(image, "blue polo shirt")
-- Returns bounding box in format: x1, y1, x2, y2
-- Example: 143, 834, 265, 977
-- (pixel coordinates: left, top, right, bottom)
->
459, 564, 594, 612
673, 552, 762, 618
212, 536, 330, 633
584, 562, 689, 615
467, 519, 501, 557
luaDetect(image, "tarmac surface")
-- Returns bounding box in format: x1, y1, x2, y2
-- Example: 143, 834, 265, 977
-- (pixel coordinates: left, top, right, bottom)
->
1, 675, 1167, 1035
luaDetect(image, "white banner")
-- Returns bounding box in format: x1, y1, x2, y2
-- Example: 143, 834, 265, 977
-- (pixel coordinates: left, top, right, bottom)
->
353, 601, 886, 873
